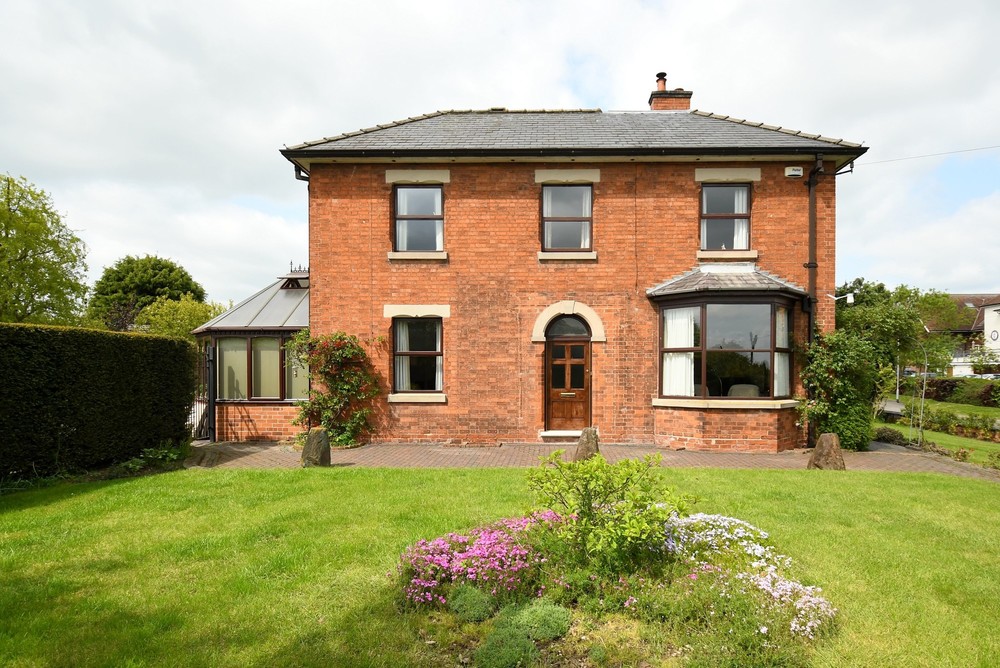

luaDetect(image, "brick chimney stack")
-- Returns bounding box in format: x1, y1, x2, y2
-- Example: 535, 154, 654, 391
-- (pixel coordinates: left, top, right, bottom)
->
648, 72, 693, 111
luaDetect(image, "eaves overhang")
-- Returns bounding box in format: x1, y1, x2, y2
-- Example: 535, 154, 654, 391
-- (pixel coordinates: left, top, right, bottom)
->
282, 145, 866, 174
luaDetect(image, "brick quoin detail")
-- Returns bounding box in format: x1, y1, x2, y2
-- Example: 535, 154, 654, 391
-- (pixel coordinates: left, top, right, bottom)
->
308, 161, 838, 451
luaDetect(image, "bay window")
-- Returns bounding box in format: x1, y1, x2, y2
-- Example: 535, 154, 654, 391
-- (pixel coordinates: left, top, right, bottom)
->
660, 302, 792, 398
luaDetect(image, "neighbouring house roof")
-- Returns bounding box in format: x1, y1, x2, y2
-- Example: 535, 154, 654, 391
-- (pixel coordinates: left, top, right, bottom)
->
646, 264, 807, 299
939, 293, 1000, 333
281, 109, 866, 170
193, 271, 309, 334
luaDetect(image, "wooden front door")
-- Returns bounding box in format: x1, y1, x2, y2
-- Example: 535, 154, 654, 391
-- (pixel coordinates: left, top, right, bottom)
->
545, 338, 591, 430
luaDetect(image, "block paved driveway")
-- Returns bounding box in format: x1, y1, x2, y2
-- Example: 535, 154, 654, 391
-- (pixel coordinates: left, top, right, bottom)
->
185, 440, 1000, 482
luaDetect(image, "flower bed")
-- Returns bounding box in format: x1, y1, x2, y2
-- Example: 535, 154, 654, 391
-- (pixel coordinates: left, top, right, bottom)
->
397, 455, 837, 666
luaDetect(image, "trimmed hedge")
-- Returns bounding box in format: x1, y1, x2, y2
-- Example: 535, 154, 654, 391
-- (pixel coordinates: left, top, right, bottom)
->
920, 377, 999, 407
1, 323, 197, 479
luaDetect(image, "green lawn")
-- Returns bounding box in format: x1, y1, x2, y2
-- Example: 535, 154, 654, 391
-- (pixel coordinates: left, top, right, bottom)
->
898, 395, 1000, 421
877, 419, 1000, 465
2, 467, 999, 667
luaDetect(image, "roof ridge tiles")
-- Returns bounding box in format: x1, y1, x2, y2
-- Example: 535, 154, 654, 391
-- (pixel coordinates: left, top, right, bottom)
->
284, 111, 449, 150
691, 109, 862, 148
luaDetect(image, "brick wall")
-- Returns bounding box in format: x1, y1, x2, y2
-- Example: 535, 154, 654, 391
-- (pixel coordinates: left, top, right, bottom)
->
307, 160, 837, 450
216, 403, 304, 442
653, 406, 803, 452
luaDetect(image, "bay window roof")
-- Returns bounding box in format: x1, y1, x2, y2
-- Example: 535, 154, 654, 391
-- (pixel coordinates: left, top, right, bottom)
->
647, 264, 806, 300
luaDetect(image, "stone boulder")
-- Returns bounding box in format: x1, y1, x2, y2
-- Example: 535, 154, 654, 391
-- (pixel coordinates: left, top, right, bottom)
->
807, 432, 846, 470
301, 427, 331, 467
572, 427, 600, 462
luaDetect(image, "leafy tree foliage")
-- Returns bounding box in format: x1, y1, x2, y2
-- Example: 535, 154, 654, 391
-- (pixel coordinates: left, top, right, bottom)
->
133, 293, 227, 341
835, 277, 967, 372
88, 255, 206, 330
0, 174, 88, 323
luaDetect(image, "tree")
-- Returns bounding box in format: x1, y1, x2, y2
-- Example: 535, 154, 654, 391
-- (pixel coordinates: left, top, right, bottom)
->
133, 293, 227, 341
834, 278, 967, 372
88, 255, 206, 330
0, 174, 88, 323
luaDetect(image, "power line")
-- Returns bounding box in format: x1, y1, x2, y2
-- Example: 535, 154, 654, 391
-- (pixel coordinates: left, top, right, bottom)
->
862, 144, 1000, 166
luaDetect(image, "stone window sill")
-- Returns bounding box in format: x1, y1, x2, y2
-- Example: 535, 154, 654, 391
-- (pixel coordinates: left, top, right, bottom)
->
652, 398, 798, 410
388, 393, 447, 404
696, 250, 759, 261
537, 251, 598, 261
387, 251, 448, 261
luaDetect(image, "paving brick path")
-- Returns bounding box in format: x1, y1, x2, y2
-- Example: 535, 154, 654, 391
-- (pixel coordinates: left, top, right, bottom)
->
185, 440, 1000, 482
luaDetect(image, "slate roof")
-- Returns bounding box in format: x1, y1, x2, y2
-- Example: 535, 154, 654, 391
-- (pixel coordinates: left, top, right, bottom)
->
282, 109, 866, 169
193, 272, 309, 334
647, 264, 807, 299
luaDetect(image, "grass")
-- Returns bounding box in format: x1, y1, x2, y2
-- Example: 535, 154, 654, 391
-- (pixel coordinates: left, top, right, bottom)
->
2, 466, 999, 666
877, 419, 1000, 465
897, 395, 1000, 421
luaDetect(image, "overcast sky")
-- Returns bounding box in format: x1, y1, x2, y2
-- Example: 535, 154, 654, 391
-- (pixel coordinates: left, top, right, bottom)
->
2, 0, 998, 305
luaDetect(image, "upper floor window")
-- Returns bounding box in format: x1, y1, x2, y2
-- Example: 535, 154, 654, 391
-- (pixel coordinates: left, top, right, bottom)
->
700, 184, 750, 250
393, 318, 443, 392
394, 186, 443, 251
542, 185, 592, 251
660, 302, 791, 399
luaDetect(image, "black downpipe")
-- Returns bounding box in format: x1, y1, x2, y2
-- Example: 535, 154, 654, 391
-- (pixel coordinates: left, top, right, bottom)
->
804, 154, 824, 343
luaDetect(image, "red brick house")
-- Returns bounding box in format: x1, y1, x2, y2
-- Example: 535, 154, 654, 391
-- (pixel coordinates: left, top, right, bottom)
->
278, 74, 866, 451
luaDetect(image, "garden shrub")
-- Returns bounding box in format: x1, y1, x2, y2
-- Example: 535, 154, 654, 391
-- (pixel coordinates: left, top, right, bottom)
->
449, 584, 495, 623
526, 452, 691, 573
799, 331, 880, 451
924, 378, 960, 402
986, 451, 1000, 470
874, 426, 910, 445
952, 448, 972, 462
504, 598, 572, 642
473, 624, 539, 668
948, 378, 990, 407
983, 382, 1000, 409
0, 323, 196, 480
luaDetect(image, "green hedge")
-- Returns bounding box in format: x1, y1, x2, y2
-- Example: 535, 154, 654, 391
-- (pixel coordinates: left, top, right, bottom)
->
916, 407, 1000, 443
918, 377, 1000, 407
0, 323, 197, 479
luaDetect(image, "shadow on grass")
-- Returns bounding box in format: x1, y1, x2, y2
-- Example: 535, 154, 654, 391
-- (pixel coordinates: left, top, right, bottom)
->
0, 475, 143, 514
247, 587, 437, 668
